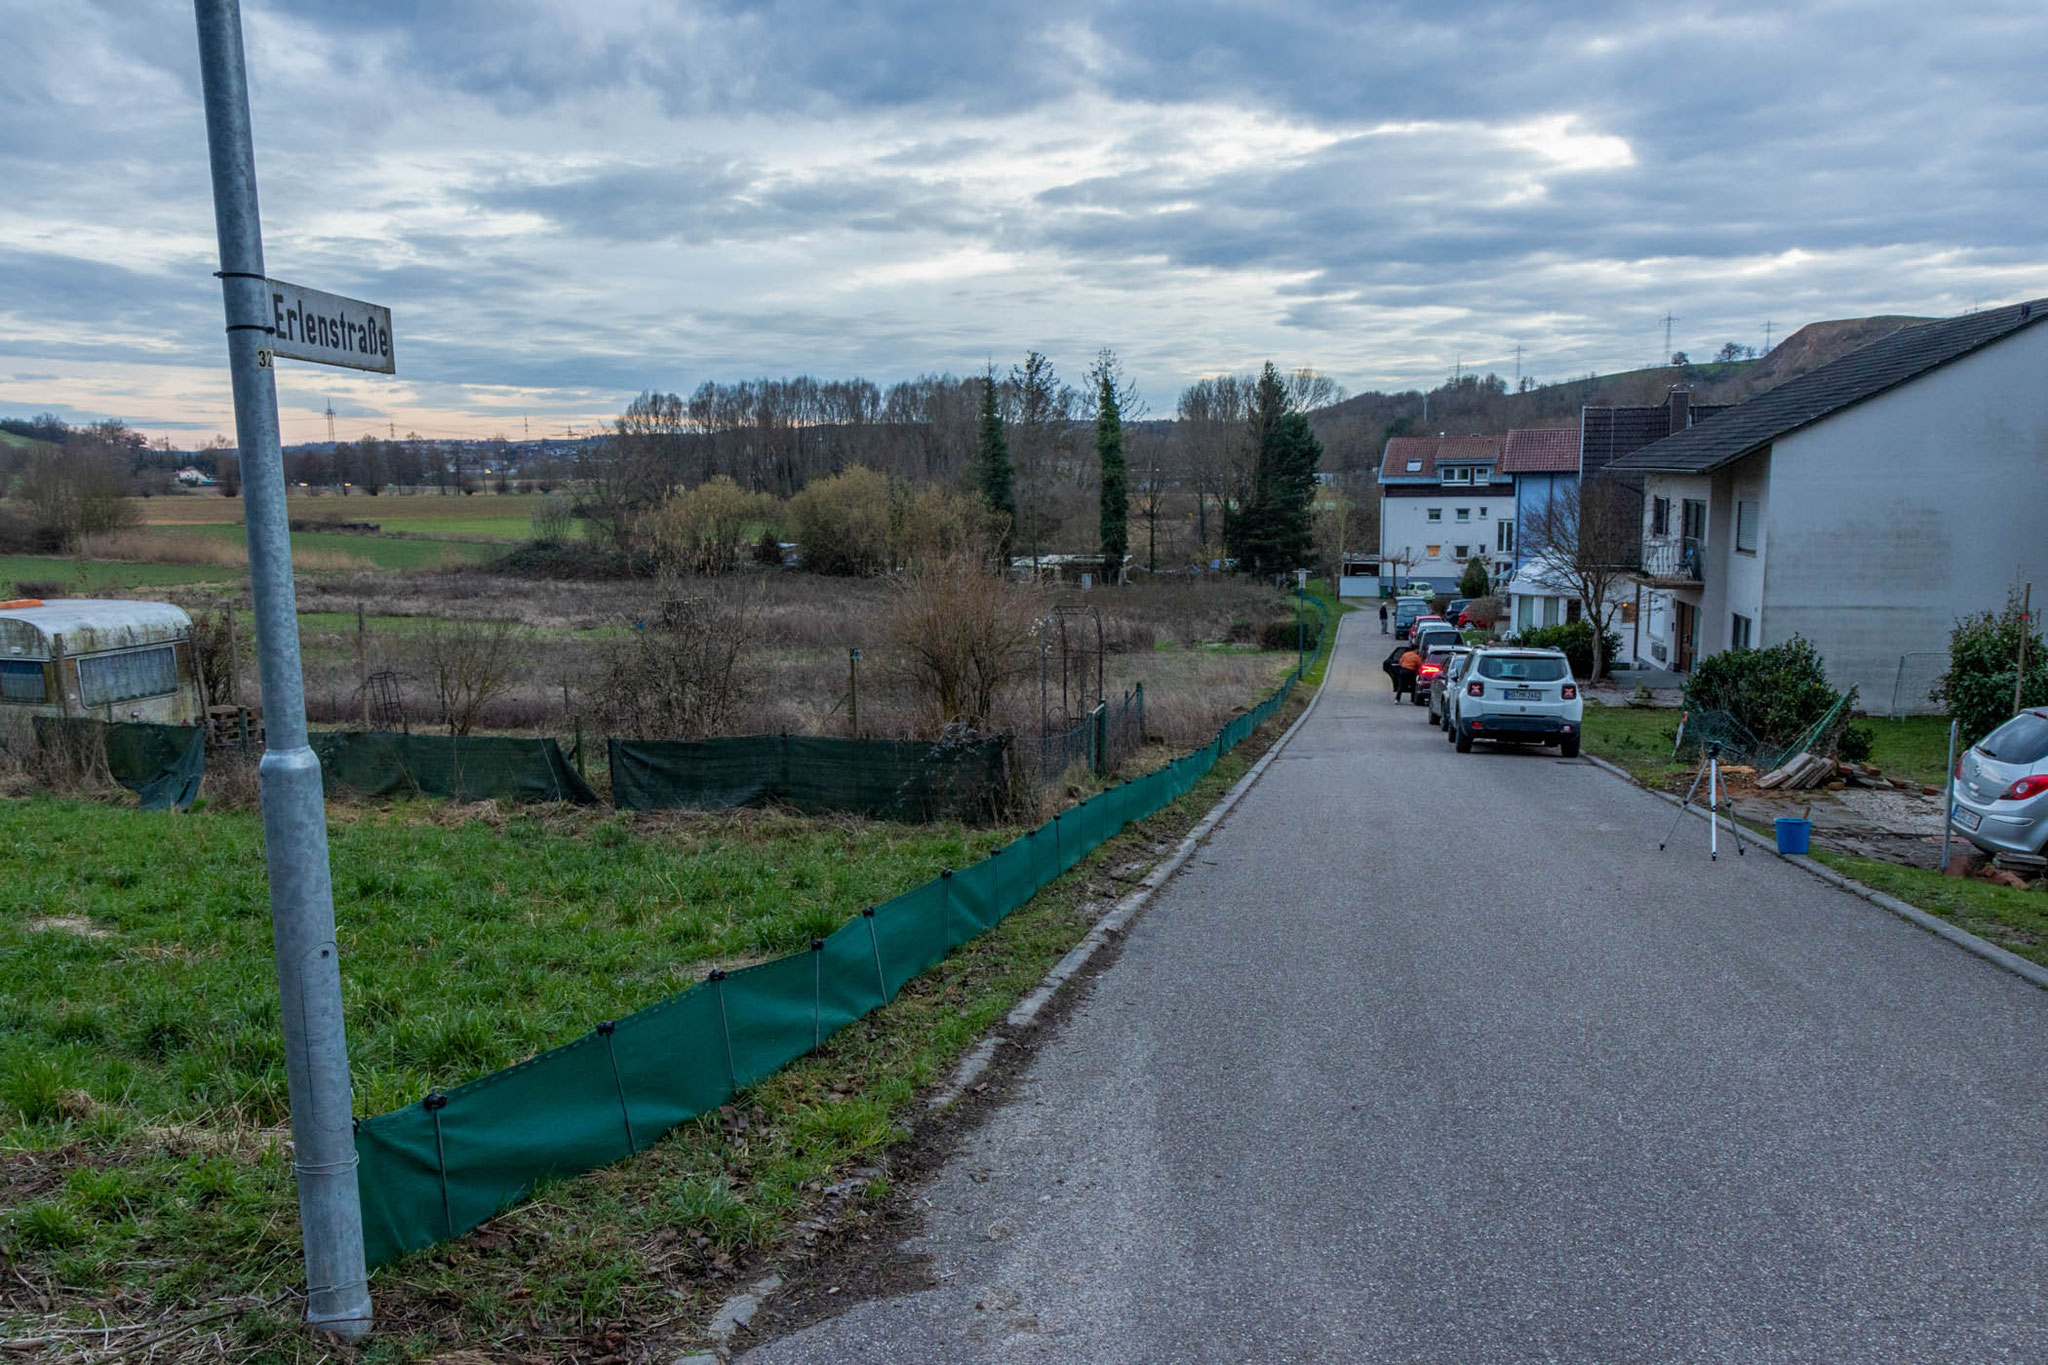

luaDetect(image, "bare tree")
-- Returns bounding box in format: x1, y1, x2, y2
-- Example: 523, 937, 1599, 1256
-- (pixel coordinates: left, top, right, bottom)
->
1518, 476, 1641, 680
587, 590, 756, 738
419, 619, 519, 736
885, 547, 1038, 728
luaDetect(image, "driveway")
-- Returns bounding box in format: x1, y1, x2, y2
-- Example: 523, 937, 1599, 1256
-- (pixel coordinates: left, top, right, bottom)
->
741, 616, 2048, 1363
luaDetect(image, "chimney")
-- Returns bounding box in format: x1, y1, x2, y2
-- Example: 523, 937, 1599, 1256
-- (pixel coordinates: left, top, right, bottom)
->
1668, 385, 1691, 432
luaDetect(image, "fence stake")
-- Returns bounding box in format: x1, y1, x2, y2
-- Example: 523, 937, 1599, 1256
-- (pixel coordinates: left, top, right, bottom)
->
596, 1022, 636, 1154
423, 1092, 453, 1240
810, 938, 824, 1048
1939, 718, 1958, 872
862, 908, 889, 1001
708, 970, 737, 1091
940, 867, 956, 941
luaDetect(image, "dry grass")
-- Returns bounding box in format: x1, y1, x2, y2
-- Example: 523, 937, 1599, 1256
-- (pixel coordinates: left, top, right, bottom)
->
75, 529, 372, 573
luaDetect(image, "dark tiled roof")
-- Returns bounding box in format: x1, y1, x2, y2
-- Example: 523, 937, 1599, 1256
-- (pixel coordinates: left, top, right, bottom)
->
1500, 427, 1579, 473
1609, 299, 2048, 473
1378, 434, 1503, 481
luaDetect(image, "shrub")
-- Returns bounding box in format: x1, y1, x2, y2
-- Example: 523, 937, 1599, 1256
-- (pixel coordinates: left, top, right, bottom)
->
1936, 589, 2048, 745
528, 492, 574, 546
1682, 635, 1855, 751
1464, 595, 1505, 628
1520, 621, 1622, 680
587, 591, 756, 738
786, 466, 987, 576
1839, 724, 1874, 762
650, 477, 776, 576
883, 550, 1036, 727
1458, 557, 1491, 599
416, 619, 518, 736
1258, 614, 1324, 652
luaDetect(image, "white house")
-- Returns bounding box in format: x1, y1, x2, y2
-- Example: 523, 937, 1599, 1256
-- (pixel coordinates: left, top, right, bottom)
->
1376, 434, 1509, 596
1503, 550, 1641, 662
1608, 298, 2048, 713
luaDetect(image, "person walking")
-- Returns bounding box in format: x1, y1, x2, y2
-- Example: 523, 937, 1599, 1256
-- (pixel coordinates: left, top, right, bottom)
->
1379, 603, 1389, 634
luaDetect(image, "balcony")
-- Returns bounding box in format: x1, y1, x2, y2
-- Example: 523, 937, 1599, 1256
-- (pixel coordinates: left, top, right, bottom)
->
1640, 535, 1704, 585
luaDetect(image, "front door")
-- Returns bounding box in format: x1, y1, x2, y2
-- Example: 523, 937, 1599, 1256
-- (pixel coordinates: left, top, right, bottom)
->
1674, 600, 1698, 673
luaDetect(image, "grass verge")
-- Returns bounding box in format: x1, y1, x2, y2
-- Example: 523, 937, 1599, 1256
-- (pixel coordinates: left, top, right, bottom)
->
1810, 851, 2048, 970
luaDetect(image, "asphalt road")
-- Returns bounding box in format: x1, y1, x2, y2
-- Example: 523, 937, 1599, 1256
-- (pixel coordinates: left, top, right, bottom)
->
742, 618, 2048, 1364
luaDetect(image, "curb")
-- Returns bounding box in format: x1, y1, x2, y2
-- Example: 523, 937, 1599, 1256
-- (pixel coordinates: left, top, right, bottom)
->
1580, 752, 2048, 994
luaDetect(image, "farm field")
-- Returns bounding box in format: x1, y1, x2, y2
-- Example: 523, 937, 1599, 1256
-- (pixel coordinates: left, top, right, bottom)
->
150, 522, 501, 571
134, 491, 544, 541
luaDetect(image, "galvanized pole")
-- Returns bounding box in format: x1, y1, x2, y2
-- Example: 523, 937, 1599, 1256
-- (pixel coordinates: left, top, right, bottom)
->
192, 0, 370, 1339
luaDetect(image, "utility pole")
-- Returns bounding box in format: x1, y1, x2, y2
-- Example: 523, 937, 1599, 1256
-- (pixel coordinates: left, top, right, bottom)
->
1762, 320, 1774, 354
325, 399, 336, 446
192, 0, 370, 1340
2018, 582, 2033, 718
1662, 313, 1679, 364
1514, 343, 1523, 390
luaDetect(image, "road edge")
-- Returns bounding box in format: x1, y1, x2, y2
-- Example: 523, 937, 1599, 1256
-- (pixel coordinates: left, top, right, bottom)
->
1580, 750, 2048, 994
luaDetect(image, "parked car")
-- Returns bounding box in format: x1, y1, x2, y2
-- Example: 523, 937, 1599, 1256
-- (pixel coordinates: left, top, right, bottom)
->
1410, 645, 1460, 708
1450, 645, 1582, 757
1427, 647, 1473, 726
1442, 598, 1472, 627
1950, 708, 2048, 856
1392, 598, 1431, 639
1412, 622, 1464, 657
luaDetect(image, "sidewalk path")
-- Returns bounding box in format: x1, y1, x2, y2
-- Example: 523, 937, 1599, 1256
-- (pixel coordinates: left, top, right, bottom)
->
741, 617, 2048, 1363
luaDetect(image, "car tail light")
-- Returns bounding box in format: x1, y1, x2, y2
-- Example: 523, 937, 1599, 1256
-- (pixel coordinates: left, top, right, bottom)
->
1561, 684, 1577, 700
1466, 681, 1483, 697
2000, 775, 2048, 801
1419, 664, 1441, 678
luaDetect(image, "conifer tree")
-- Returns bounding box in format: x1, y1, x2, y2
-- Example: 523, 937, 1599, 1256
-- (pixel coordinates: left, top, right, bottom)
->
1093, 352, 1128, 583
1226, 362, 1321, 574
976, 364, 1015, 557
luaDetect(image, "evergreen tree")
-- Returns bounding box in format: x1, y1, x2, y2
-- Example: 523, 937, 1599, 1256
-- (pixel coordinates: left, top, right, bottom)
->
1093, 352, 1128, 582
975, 364, 1016, 557
1226, 362, 1321, 574
1459, 556, 1491, 598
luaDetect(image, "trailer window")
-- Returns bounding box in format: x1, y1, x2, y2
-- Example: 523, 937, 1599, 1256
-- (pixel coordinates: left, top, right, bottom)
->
0, 660, 46, 703
77, 646, 178, 706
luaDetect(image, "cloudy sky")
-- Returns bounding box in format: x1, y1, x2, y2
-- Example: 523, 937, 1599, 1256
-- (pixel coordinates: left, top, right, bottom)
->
4, 0, 2046, 444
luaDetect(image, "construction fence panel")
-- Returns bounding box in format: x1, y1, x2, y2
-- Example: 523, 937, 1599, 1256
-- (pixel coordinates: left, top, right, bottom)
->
310, 731, 600, 805
30, 718, 206, 811
610, 733, 1012, 823
353, 607, 1339, 1268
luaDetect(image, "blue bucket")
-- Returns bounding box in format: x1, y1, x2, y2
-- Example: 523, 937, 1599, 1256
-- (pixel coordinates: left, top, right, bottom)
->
1775, 817, 1812, 855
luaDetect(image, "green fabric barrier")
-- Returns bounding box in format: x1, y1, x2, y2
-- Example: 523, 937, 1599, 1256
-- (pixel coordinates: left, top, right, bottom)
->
354, 613, 1340, 1268
609, 733, 1012, 822
309, 731, 598, 805
32, 718, 205, 811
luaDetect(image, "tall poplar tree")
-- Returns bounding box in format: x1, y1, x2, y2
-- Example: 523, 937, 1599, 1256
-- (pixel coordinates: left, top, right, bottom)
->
1093, 351, 1128, 583
976, 363, 1015, 557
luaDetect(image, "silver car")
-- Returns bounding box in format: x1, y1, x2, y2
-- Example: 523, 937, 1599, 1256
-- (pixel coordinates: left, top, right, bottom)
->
1427, 647, 1473, 727
1950, 708, 2048, 856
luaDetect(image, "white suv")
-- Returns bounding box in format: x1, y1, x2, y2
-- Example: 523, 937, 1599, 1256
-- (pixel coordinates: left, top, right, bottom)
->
1449, 645, 1583, 758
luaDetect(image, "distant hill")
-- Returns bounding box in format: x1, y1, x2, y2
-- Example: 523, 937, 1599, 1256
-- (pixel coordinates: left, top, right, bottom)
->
1306, 312, 1936, 480
0, 429, 58, 454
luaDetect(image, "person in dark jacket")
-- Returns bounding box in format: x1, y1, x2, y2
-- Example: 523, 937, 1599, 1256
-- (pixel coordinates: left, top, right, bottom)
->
1383, 643, 1415, 700
1378, 603, 1389, 634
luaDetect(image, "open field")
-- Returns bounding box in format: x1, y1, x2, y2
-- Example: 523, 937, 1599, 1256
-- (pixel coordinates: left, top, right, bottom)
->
151, 522, 500, 571
134, 492, 544, 542
0, 554, 243, 593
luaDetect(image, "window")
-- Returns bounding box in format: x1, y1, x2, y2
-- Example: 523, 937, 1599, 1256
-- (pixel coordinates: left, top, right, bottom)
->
0, 660, 46, 704
1543, 597, 1561, 627
1517, 597, 1536, 631
1566, 599, 1582, 624
1441, 466, 1471, 485
1735, 499, 1759, 554
1731, 613, 1753, 649
1496, 521, 1515, 553
1405, 459, 1423, 472
1426, 508, 1442, 523
1456, 508, 1471, 522
1476, 654, 1568, 682
1475, 466, 1493, 483
1479, 506, 1488, 517
76, 646, 178, 707
1652, 496, 1671, 536
1682, 498, 1707, 542
1425, 545, 1441, 558
1453, 545, 1468, 560
1980, 712, 2048, 765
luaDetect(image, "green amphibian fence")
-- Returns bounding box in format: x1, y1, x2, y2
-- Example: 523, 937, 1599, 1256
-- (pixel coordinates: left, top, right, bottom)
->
610, 733, 1013, 822
31, 718, 207, 811
352, 596, 1330, 1266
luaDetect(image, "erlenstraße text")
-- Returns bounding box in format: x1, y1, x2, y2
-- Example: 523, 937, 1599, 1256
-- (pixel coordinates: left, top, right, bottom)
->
265, 278, 396, 374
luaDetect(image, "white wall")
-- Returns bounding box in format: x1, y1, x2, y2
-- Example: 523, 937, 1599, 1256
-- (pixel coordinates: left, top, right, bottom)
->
1762, 322, 2048, 712
1379, 483, 1512, 588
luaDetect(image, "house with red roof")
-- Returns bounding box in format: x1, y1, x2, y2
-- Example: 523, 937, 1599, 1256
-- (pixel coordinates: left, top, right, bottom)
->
1374, 434, 1509, 595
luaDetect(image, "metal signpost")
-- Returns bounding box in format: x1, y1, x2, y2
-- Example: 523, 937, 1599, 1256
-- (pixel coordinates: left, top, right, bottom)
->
193, 0, 376, 1338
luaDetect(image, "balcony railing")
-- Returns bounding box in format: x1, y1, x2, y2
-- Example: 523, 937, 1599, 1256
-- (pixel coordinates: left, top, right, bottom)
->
1641, 535, 1704, 582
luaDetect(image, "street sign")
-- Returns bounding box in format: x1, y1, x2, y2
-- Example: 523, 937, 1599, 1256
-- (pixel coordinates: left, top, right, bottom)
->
264, 278, 394, 373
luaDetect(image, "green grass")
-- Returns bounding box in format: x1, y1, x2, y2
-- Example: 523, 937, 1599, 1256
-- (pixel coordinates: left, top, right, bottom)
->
1858, 716, 1955, 789
138, 492, 545, 542
1579, 705, 1691, 785
1812, 851, 2048, 969
0, 554, 239, 592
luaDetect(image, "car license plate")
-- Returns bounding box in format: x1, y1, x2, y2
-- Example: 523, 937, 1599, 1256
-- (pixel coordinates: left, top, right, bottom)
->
1954, 807, 1981, 831
1505, 688, 1540, 700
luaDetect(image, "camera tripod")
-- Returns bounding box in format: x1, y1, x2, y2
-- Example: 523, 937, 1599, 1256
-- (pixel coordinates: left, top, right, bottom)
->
1658, 741, 1746, 860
